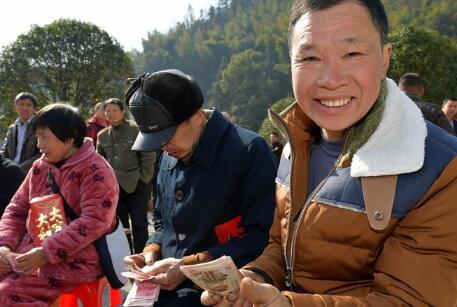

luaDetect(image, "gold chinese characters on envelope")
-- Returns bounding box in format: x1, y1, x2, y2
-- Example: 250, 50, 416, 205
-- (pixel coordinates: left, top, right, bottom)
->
29, 194, 67, 246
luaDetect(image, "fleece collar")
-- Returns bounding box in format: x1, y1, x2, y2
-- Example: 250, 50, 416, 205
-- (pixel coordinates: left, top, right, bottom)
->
350, 78, 427, 177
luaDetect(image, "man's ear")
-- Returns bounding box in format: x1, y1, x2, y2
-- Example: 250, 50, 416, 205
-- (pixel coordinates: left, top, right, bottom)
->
419, 87, 425, 97
381, 42, 392, 78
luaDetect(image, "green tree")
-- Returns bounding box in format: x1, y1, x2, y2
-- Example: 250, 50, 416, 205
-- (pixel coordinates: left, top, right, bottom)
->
0, 19, 134, 131
388, 25, 457, 103
217, 49, 284, 130
258, 97, 294, 140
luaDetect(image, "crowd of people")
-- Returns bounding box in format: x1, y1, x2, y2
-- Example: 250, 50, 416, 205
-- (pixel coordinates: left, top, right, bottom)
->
0, 0, 456, 306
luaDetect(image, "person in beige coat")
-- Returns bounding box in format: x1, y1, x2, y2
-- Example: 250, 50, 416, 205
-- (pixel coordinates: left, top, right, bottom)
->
97, 98, 155, 253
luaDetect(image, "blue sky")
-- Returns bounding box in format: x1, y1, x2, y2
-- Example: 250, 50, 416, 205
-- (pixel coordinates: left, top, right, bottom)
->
0, 0, 217, 52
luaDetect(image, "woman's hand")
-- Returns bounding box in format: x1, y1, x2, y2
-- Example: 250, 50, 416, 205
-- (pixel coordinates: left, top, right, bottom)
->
0, 246, 12, 275
15, 247, 48, 274
144, 257, 187, 291
201, 269, 291, 307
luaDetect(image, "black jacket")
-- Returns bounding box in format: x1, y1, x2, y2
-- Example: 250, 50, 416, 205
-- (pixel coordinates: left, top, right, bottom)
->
148, 110, 277, 267
0, 156, 24, 217
408, 94, 455, 135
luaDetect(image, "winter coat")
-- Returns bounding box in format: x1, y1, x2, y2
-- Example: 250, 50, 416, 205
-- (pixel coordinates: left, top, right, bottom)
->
0, 139, 119, 283
245, 79, 457, 306
86, 115, 108, 147
147, 109, 277, 268
407, 94, 455, 135
2, 117, 40, 174
0, 156, 24, 218
97, 119, 155, 193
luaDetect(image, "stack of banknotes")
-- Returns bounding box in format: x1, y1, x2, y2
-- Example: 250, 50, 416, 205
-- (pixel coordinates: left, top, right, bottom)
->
180, 255, 242, 296
122, 266, 160, 306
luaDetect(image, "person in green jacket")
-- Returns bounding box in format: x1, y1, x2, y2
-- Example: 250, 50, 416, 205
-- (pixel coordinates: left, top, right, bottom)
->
97, 98, 155, 253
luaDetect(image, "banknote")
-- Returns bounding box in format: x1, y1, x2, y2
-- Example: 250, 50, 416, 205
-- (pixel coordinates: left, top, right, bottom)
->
124, 280, 160, 306
180, 255, 243, 295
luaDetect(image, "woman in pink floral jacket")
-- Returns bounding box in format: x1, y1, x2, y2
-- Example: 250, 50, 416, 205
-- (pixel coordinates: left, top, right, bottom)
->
0, 103, 119, 306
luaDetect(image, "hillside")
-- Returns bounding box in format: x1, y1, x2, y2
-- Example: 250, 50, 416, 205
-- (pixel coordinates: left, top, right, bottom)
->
133, 0, 457, 131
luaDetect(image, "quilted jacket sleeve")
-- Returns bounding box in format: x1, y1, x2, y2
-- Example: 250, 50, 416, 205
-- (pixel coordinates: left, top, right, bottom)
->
42, 163, 119, 264
282, 158, 457, 306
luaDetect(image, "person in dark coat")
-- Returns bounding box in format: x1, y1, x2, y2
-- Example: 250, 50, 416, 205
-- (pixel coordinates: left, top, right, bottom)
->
442, 98, 457, 135
2, 92, 41, 174
0, 155, 24, 218
269, 132, 284, 164
123, 69, 277, 307
398, 73, 455, 135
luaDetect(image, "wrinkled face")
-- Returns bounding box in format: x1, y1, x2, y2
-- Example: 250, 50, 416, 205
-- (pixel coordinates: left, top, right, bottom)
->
290, 1, 391, 139
15, 98, 36, 122
442, 100, 457, 119
36, 127, 76, 163
104, 103, 124, 125
161, 111, 205, 159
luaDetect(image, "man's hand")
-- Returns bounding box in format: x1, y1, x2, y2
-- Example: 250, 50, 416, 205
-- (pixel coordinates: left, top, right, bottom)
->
201, 269, 292, 307
124, 251, 155, 270
144, 257, 187, 291
15, 247, 48, 274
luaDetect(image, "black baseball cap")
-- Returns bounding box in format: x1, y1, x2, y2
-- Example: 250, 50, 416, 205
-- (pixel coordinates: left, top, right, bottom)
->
125, 69, 204, 151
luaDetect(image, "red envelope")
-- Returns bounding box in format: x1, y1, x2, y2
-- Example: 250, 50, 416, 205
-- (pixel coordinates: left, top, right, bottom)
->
29, 194, 67, 246
214, 215, 245, 244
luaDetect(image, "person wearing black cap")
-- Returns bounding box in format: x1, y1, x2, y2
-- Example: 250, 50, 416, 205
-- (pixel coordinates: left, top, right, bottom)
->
96, 98, 156, 254
123, 69, 277, 306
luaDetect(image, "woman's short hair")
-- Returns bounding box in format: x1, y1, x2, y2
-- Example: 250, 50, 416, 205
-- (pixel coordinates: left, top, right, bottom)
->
34, 103, 87, 148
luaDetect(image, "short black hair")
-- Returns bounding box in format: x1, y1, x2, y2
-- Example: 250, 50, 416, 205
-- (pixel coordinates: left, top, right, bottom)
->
288, 0, 389, 51
443, 97, 457, 106
270, 132, 279, 137
104, 98, 124, 112
15, 92, 39, 108
142, 71, 203, 124
34, 103, 87, 148
399, 73, 424, 89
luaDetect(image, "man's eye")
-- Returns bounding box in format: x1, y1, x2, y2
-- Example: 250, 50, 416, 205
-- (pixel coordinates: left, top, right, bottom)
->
302, 56, 320, 62
345, 52, 362, 58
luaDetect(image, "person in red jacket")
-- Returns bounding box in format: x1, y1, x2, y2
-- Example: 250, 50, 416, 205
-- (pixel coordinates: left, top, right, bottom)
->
86, 101, 109, 147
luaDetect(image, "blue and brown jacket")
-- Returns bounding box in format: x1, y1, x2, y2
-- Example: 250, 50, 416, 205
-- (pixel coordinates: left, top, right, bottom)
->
246, 79, 457, 306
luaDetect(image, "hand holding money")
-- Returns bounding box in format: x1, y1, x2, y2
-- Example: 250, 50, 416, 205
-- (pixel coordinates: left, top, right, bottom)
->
196, 261, 291, 307
144, 257, 187, 291
124, 251, 155, 271
180, 256, 243, 297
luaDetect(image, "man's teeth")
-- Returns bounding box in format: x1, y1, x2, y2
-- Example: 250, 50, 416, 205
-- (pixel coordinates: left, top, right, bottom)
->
320, 98, 350, 107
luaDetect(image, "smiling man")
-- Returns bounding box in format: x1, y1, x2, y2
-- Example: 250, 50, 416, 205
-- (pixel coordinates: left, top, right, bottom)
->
2, 92, 41, 174
201, 0, 457, 306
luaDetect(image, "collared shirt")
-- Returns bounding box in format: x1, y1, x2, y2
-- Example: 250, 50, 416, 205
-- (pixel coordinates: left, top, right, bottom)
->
14, 117, 33, 163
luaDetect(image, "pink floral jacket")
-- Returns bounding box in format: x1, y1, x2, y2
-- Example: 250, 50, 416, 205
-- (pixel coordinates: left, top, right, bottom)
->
0, 139, 119, 283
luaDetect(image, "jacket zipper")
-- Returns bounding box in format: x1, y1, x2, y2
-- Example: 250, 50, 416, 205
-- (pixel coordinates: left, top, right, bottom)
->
285, 128, 353, 290
269, 109, 309, 290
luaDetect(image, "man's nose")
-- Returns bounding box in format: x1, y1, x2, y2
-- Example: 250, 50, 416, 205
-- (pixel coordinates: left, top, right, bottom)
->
316, 59, 348, 90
